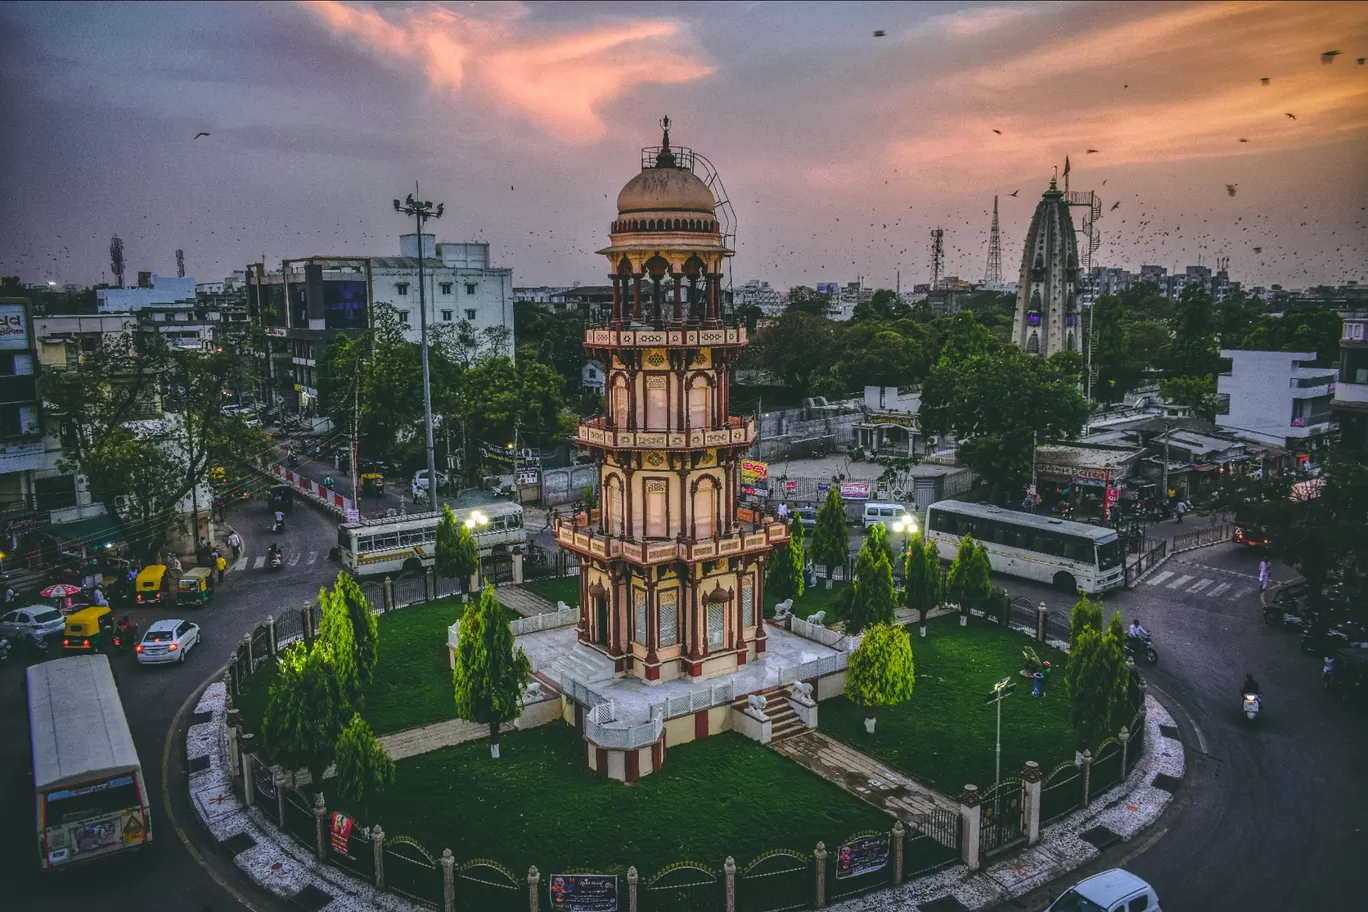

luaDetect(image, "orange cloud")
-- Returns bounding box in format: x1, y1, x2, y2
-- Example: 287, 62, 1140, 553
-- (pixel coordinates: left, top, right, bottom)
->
300, 1, 713, 139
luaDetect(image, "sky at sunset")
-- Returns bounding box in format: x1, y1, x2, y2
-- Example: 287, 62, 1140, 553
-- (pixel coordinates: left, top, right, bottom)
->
2, 1, 1366, 292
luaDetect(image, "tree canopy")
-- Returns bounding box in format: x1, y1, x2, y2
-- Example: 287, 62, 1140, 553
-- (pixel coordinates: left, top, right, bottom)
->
903, 533, 941, 630
260, 642, 350, 786
845, 623, 916, 733
767, 516, 806, 602
334, 713, 397, 821
810, 486, 849, 585
1066, 611, 1130, 752
452, 585, 532, 758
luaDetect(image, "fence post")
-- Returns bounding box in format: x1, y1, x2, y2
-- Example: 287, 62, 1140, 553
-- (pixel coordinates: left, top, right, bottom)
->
441, 848, 455, 912
813, 842, 827, 908
724, 856, 737, 911
228, 662, 238, 697
527, 865, 540, 912
426, 566, 436, 602
627, 866, 638, 912
266, 614, 276, 657
1081, 749, 1094, 805
226, 712, 242, 781
1119, 727, 1130, 780
959, 785, 982, 872
241, 750, 254, 808
384, 575, 395, 612
1036, 602, 1048, 642
313, 792, 328, 862
1022, 761, 1043, 845
243, 634, 254, 671
372, 825, 385, 889
275, 769, 287, 830
891, 821, 905, 886
303, 602, 314, 643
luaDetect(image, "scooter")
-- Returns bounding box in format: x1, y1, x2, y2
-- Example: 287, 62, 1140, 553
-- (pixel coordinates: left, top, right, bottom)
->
1242, 692, 1261, 721
1126, 632, 1159, 665
112, 618, 139, 653
268, 550, 283, 571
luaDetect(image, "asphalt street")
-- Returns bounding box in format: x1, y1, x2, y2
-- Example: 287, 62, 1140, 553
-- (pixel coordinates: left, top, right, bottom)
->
0, 495, 342, 912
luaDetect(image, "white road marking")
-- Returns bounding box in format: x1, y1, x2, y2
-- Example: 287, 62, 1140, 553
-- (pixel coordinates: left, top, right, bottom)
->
1167, 574, 1193, 589
1231, 587, 1254, 600
253, 556, 265, 569
288, 552, 300, 566
1187, 578, 1213, 594
307, 551, 318, 564
1207, 582, 1232, 598
233, 557, 247, 571
1147, 570, 1175, 586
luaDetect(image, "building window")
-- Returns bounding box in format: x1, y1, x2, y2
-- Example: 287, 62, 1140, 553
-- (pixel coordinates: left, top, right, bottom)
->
396, 282, 409, 295
35, 474, 78, 510
707, 603, 725, 650
658, 592, 678, 646
634, 590, 647, 646
465, 282, 477, 295
645, 480, 667, 539
741, 584, 754, 627
399, 311, 411, 324
441, 310, 453, 322
465, 309, 477, 321
440, 282, 452, 295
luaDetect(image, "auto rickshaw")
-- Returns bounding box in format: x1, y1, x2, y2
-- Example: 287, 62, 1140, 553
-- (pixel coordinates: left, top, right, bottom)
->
135, 564, 168, 604
268, 484, 294, 514
63, 605, 114, 652
361, 473, 385, 497
177, 567, 214, 608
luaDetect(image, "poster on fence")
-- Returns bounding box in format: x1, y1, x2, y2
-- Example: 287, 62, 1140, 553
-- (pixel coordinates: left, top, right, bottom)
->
838, 481, 871, 501
330, 812, 354, 857
740, 459, 769, 497
549, 873, 618, 912
836, 833, 889, 879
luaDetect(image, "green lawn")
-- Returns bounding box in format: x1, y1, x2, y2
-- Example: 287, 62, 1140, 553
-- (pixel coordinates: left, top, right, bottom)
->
820, 618, 1073, 794
519, 576, 580, 609
764, 580, 852, 626
236, 597, 518, 737
320, 726, 892, 875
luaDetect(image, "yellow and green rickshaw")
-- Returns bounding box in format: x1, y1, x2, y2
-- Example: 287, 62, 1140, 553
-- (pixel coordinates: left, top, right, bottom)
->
63, 606, 114, 652
177, 567, 214, 608
135, 564, 168, 604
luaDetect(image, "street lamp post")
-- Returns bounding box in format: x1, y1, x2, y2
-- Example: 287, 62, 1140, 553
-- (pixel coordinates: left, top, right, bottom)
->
465, 511, 489, 587
984, 676, 1017, 800
394, 188, 444, 513
892, 514, 919, 563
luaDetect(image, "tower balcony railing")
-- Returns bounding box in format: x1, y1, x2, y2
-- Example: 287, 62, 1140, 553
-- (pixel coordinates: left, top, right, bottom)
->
553, 513, 789, 566
576, 415, 755, 450
583, 323, 748, 349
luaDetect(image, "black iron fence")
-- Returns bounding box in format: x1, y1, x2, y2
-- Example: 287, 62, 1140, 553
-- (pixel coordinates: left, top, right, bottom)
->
329, 818, 375, 882
1091, 739, 1124, 796
827, 830, 895, 902
642, 862, 724, 912
1040, 760, 1083, 826
903, 809, 960, 880
1124, 540, 1169, 588
386, 837, 443, 909
978, 778, 1024, 857
455, 858, 521, 912
735, 851, 811, 912
1171, 523, 1232, 554
282, 788, 315, 849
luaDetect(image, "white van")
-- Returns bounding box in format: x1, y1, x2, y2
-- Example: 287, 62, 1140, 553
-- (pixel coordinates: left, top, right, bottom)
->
862, 502, 914, 529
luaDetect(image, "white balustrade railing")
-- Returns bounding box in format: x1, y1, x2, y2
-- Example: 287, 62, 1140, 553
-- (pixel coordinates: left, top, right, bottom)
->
509, 607, 579, 636
778, 650, 850, 686
649, 681, 735, 721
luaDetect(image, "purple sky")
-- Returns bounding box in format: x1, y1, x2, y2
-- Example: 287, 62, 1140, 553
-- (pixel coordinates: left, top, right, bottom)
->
2, 1, 1365, 292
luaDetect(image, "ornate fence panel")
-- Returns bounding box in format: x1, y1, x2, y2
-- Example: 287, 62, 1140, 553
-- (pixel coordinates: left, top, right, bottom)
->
392, 572, 428, 609
384, 837, 443, 909
455, 858, 521, 912
281, 789, 316, 849
1126, 711, 1146, 775
328, 818, 374, 882
250, 757, 278, 809
1091, 739, 1123, 797
434, 575, 463, 600
903, 809, 961, 879
979, 778, 1025, 857
273, 608, 304, 650
736, 850, 811, 912
250, 623, 272, 666
359, 580, 386, 613
1040, 760, 1083, 826
1009, 597, 1038, 632
827, 830, 895, 901
234, 643, 251, 687
309, 601, 322, 634
641, 862, 724, 912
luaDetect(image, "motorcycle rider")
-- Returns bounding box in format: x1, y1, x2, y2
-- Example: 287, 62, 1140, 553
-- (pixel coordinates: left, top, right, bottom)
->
1128, 618, 1148, 639
1241, 672, 1261, 696
273, 509, 285, 532
268, 543, 283, 565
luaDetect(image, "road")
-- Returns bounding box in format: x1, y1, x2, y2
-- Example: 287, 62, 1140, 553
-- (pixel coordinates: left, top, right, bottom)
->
990, 541, 1366, 910
0, 496, 341, 912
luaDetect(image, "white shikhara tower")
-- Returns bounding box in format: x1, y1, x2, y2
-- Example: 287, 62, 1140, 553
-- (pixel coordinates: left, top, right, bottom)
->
1011, 174, 1081, 356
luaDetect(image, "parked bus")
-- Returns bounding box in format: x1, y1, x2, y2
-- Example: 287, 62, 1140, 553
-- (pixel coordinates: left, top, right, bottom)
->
28, 654, 151, 869
924, 500, 1124, 594
336, 502, 526, 576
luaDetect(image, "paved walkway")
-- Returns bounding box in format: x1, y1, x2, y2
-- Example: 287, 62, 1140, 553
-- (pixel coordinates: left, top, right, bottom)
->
497, 585, 559, 617
771, 731, 960, 819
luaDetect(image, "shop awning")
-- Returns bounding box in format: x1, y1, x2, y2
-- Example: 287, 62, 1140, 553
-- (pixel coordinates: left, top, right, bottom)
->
44, 514, 126, 551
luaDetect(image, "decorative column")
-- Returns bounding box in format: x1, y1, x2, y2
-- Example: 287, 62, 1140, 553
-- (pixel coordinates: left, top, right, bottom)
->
891, 821, 905, 886
959, 785, 982, 872
442, 848, 456, 912
672, 272, 683, 322
313, 792, 328, 862
266, 614, 276, 657
611, 276, 622, 323
1036, 601, 1048, 642
528, 866, 540, 912
383, 575, 395, 612
241, 749, 254, 808
1119, 727, 1130, 781
1081, 749, 1094, 805
633, 274, 643, 321
724, 856, 736, 911
426, 566, 436, 601
372, 825, 386, 889
275, 770, 287, 829
1022, 761, 1043, 845
813, 842, 827, 907
627, 866, 639, 912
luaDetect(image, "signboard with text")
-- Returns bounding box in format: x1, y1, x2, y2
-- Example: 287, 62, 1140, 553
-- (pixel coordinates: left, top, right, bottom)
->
868, 411, 913, 427
330, 812, 353, 857
836, 833, 890, 879
741, 460, 770, 497
0, 302, 30, 350
839, 481, 871, 500
549, 873, 618, 912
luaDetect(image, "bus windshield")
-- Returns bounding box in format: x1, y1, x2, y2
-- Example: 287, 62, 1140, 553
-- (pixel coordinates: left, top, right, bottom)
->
1095, 536, 1122, 570
45, 775, 140, 825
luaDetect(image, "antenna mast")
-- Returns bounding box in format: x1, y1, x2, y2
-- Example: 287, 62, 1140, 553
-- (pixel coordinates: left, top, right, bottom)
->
930, 229, 945, 288
984, 196, 1003, 284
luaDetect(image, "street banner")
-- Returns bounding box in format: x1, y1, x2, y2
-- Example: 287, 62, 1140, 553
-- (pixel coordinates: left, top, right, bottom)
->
838, 481, 871, 500
740, 460, 770, 497
836, 833, 890, 879
785, 480, 797, 494
549, 873, 618, 912
330, 812, 353, 857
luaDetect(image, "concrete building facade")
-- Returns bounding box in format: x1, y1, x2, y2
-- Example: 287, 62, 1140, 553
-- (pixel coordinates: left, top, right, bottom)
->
1216, 349, 1337, 455
1332, 315, 1368, 454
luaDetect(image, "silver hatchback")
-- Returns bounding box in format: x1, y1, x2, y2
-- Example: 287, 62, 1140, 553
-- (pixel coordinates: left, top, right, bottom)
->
0, 605, 66, 640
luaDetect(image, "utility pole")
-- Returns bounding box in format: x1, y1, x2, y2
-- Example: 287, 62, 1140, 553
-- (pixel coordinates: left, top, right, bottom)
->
984, 196, 1003, 284
1161, 421, 1171, 504
394, 187, 444, 513
1031, 431, 1038, 509
352, 356, 362, 507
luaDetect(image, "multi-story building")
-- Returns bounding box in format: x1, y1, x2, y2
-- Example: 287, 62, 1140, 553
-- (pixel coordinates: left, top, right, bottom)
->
1217, 349, 1337, 458
96, 273, 197, 312
734, 280, 783, 316
514, 286, 573, 305
1332, 315, 1368, 453
1138, 265, 1168, 288
245, 235, 514, 409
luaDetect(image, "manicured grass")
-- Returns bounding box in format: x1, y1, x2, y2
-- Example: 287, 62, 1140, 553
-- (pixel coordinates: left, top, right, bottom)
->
820, 618, 1073, 794
520, 575, 580, 609
321, 726, 892, 875
236, 597, 518, 737
764, 580, 852, 626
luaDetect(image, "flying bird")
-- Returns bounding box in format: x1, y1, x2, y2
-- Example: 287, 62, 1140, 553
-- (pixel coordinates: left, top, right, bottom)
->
194, 132, 209, 139
1260, 77, 1270, 85
1321, 50, 1342, 64
873, 30, 886, 37
1358, 58, 1365, 65
1086, 149, 1099, 154
1009, 189, 1019, 197
1253, 247, 1262, 253
1239, 138, 1249, 143
1226, 184, 1238, 197
1111, 201, 1121, 211
1286, 113, 1296, 119
992, 129, 1001, 134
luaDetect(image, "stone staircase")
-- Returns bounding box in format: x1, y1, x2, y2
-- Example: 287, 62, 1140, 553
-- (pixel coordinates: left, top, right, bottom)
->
733, 686, 808, 743
553, 643, 617, 685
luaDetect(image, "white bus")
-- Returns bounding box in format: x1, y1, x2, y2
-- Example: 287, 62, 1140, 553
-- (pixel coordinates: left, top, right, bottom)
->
924, 500, 1124, 594
336, 502, 526, 576
28, 654, 152, 870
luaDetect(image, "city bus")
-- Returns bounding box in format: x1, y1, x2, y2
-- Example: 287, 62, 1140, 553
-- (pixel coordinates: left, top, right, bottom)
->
28, 654, 152, 869
924, 500, 1124, 594
335, 502, 526, 576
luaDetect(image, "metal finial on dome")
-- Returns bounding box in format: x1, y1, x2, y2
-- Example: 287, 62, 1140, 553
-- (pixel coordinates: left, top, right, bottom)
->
655, 115, 677, 168
1049, 166, 1058, 191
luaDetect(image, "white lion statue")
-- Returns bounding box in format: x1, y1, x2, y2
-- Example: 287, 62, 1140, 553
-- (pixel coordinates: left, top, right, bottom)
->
773, 599, 794, 621
807, 610, 826, 627
790, 681, 814, 701
523, 681, 543, 701
746, 694, 768, 717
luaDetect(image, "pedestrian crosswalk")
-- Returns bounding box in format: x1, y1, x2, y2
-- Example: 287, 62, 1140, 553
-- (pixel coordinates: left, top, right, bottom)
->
237, 551, 323, 572
1146, 568, 1256, 600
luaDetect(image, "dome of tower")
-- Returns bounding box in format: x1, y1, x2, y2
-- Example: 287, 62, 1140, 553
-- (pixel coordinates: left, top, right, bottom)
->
616, 165, 717, 216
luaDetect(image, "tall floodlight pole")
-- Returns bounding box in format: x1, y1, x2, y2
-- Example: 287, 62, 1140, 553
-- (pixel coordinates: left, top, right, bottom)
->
394, 187, 444, 512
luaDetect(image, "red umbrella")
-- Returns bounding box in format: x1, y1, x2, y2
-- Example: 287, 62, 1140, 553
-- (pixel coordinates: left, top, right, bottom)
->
41, 583, 84, 598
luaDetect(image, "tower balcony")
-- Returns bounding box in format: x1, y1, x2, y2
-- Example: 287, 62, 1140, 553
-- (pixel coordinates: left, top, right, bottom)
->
553, 513, 789, 567
584, 323, 748, 351
576, 415, 755, 451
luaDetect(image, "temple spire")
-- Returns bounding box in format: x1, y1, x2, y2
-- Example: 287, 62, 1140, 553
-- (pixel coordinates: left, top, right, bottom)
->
655, 115, 677, 168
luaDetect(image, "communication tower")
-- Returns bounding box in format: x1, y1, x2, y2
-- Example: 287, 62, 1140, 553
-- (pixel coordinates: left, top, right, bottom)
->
984, 196, 1003, 284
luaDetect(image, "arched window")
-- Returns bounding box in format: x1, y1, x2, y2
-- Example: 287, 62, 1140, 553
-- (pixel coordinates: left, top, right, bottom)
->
1026, 332, 1040, 354
688, 376, 710, 430
645, 376, 669, 430
674, 218, 682, 230
647, 219, 655, 231
631, 219, 640, 231
645, 479, 667, 539
693, 479, 716, 539
605, 476, 624, 536
688, 219, 696, 231
612, 378, 629, 429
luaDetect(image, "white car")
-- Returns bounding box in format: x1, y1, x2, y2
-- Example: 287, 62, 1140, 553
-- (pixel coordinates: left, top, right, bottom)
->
0, 605, 66, 640
136, 619, 201, 665
1046, 869, 1161, 912
413, 469, 450, 491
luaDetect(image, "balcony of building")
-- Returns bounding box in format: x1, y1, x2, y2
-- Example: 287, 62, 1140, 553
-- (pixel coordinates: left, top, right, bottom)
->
553, 511, 789, 567
583, 322, 748, 351
576, 415, 755, 451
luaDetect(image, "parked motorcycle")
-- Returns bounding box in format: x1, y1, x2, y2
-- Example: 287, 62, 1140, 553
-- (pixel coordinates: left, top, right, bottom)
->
0, 636, 10, 664
1242, 692, 1261, 721
1126, 632, 1159, 665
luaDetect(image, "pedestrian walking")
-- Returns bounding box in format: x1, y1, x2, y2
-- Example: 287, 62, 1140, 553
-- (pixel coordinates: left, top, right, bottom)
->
1174, 499, 1187, 524
411, 481, 421, 504
228, 531, 241, 559
215, 553, 227, 584
1258, 558, 1271, 591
